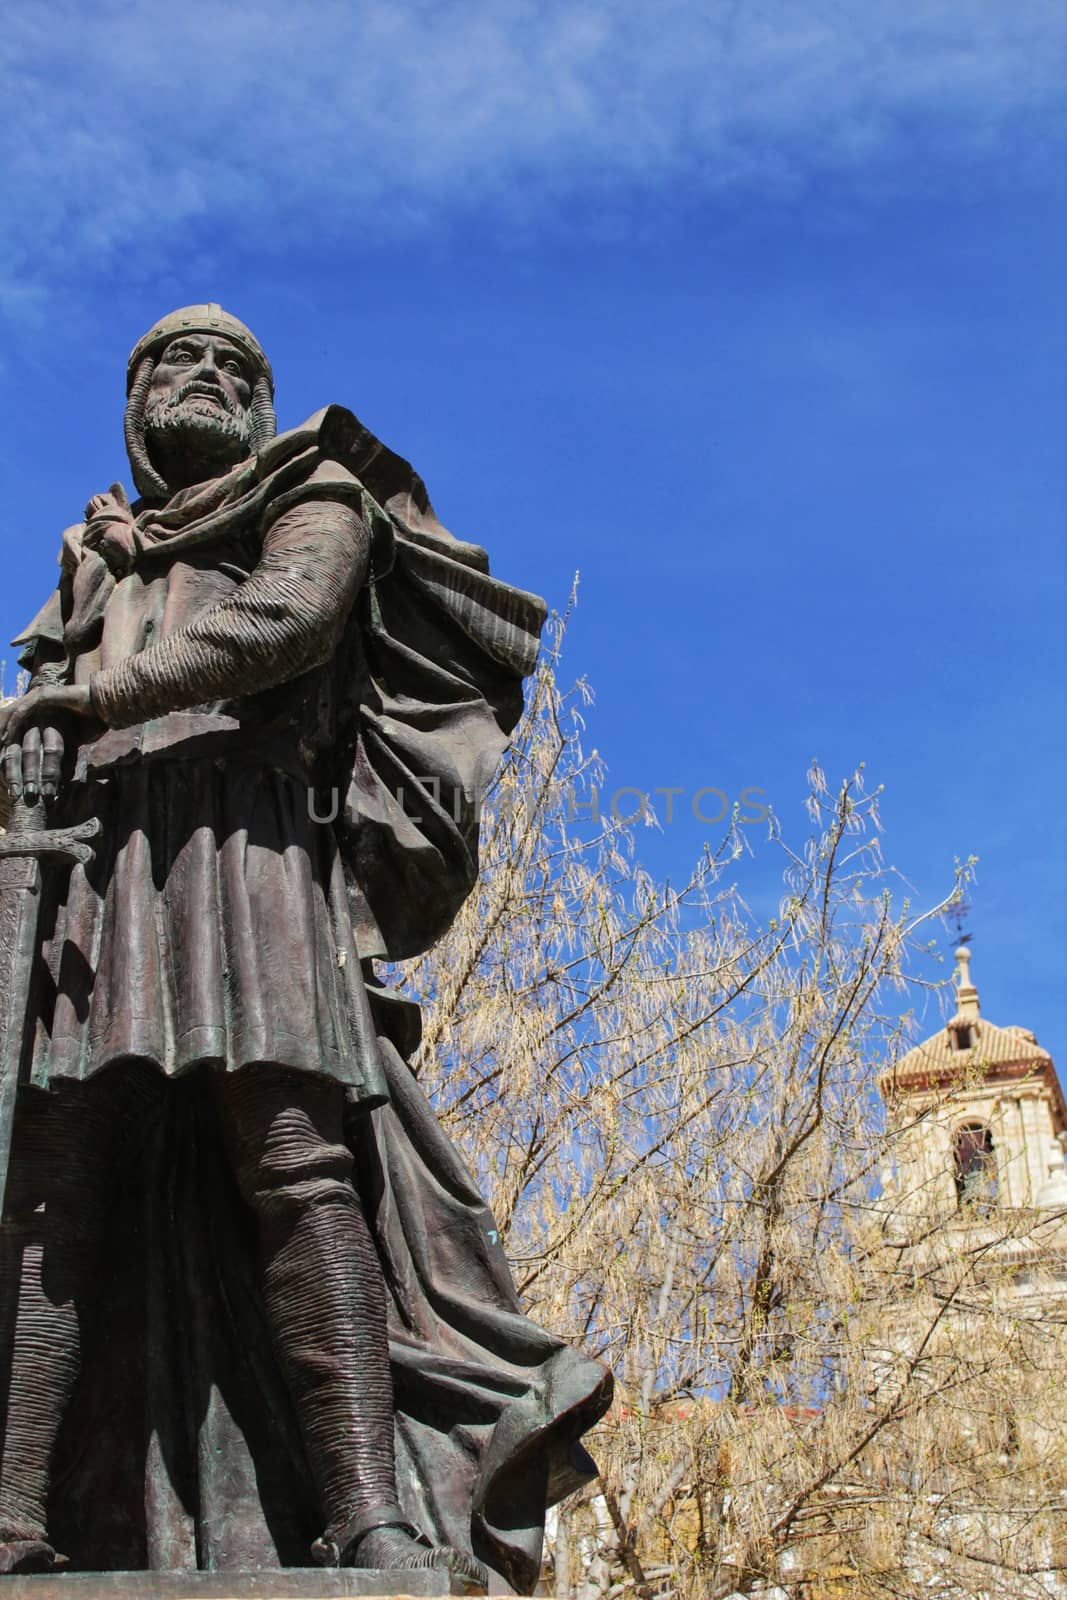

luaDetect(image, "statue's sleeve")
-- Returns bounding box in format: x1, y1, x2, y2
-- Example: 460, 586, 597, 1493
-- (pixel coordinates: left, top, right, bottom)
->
89, 485, 370, 728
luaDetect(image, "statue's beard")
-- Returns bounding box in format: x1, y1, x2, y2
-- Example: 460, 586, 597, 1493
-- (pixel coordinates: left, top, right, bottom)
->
144, 383, 252, 478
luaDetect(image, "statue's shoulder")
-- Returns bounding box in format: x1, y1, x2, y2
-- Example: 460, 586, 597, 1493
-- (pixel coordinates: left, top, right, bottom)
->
263, 405, 434, 523
262, 410, 512, 582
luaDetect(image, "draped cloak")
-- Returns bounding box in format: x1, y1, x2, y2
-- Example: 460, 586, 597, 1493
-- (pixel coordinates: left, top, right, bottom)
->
8, 407, 612, 1588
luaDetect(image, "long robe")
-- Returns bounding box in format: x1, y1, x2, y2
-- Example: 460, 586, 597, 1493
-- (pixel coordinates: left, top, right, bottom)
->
9, 407, 612, 1589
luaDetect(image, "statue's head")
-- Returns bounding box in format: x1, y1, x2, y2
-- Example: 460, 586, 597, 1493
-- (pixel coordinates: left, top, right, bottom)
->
125, 304, 277, 500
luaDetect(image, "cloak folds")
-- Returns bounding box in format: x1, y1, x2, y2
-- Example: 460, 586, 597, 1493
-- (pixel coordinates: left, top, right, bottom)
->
11, 407, 613, 1587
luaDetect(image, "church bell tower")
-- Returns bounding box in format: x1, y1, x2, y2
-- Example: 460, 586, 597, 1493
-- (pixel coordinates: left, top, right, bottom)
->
880, 946, 1067, 1219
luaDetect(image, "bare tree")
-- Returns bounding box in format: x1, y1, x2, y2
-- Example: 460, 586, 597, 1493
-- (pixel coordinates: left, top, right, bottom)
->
398, 620, 1067, 1599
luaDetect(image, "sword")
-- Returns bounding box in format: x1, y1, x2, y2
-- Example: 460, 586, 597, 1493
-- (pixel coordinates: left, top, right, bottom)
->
0, 796, 100, 1211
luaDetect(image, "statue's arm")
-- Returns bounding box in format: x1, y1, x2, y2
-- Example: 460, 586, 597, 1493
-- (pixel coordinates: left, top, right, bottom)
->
89, 492, 371, 729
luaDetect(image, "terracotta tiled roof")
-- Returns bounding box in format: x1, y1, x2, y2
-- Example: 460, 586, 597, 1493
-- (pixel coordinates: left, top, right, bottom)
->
890, 1015, 1052, 1080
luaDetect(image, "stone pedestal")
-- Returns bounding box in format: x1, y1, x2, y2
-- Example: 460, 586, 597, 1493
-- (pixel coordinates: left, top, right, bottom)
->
0, 1571, 482, 1599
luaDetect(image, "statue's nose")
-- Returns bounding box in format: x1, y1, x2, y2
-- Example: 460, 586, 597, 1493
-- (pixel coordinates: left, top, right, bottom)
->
194, 352, 223, 384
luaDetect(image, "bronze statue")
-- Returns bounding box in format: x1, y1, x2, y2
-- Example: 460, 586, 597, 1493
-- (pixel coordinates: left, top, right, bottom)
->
0, 306, 611, 1587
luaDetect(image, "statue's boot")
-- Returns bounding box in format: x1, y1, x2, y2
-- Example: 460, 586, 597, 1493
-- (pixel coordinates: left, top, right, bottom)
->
312, 1512, 488, 1592
219, 1071, 492, 1586
0, 1074, 154, 1570
0, 1539, 66, 1574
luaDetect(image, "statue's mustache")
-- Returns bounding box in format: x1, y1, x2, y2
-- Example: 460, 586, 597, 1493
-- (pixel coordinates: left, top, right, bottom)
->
149, 380, 243, 419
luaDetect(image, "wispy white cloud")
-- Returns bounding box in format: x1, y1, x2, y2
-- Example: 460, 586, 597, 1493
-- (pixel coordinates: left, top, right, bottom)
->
1, 0, 1063, 307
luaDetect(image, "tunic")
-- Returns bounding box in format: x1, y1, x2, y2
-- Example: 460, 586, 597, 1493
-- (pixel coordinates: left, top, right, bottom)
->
22, 449, 390, 1098
16, 403, 545, 1100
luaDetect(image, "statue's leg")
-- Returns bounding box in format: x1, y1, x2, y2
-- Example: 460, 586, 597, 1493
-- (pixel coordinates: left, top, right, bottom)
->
0, 1064, 162, 1571
214, 1066, 487, 1588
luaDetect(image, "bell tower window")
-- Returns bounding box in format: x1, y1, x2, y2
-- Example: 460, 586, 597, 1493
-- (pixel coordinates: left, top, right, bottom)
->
953, 1123, 997, 1209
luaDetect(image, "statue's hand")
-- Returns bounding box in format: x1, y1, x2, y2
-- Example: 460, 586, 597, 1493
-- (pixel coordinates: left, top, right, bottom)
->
82, 483, 138, 576
0, 685, 94, 801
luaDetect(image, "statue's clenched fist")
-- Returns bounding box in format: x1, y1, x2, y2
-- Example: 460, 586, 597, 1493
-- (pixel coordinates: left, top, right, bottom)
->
0, 684, 94, 800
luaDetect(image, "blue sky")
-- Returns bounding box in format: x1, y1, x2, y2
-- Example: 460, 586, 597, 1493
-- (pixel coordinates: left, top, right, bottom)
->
1, 1, 1065, 1054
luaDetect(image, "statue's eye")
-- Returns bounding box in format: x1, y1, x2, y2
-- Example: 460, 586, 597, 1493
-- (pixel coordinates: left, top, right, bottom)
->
174, 350, 195, 364
222, 359, 243, 377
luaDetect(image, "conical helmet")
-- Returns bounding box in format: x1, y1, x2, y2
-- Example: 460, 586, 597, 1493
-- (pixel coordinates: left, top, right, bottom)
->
127, 303, 273, 395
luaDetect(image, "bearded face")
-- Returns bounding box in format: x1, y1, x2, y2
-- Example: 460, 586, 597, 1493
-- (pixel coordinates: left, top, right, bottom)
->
145, 379, 251, 455
143, 334, 255, 485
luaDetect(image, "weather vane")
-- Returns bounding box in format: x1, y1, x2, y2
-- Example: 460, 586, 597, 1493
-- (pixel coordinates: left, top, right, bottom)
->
949, 897, 973, 948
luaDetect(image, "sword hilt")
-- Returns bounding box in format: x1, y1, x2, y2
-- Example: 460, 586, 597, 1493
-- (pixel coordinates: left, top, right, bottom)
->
0, 797, 101, 867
